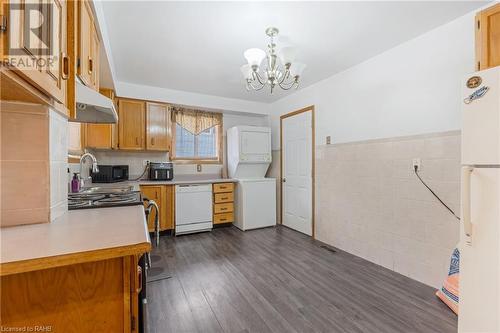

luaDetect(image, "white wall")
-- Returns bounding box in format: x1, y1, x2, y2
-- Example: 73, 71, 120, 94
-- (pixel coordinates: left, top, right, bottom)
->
270, 11, 475, 149
116, 81, 270, 116
222, 113, 269, 131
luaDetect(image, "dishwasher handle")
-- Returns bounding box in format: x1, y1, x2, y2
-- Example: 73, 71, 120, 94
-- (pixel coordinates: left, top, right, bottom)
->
175, 184, 212, 193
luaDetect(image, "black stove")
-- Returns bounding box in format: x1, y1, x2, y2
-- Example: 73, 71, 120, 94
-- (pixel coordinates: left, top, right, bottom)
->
68, 191, 143, 210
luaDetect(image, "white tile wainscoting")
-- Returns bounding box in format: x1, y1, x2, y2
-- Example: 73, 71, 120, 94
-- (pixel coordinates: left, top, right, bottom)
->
270, 130, 461, 289
49, 109, 69, 221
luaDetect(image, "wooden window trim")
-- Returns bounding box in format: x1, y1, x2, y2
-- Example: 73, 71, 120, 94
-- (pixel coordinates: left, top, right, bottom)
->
170, 122, 223, 164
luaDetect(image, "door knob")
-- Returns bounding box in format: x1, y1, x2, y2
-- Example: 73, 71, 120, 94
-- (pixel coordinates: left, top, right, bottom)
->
282, 178, 286, 183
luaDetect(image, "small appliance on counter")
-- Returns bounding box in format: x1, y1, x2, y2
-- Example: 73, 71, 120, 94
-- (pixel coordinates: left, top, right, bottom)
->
149, 162, 173, 181
90, 165, 129, 183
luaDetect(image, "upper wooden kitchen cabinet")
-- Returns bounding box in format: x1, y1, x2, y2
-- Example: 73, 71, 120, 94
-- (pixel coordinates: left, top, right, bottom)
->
83, 88, 117, 149
0, 0, 69, 105
117, 98, 146, 150
77, 0, 99, 90
146, 102, 172, 151
90, 21, 100, 89
83, 123, 114, 149
476, 3, 500, 70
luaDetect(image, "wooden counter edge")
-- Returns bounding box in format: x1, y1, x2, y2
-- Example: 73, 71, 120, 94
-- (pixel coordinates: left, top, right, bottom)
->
0, 242, 151, 276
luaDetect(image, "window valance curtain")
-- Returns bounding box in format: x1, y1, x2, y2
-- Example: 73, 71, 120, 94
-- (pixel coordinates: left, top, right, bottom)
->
172, 107, 222, 135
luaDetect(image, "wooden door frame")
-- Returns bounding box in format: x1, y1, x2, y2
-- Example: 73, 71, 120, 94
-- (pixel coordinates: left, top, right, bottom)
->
279, 105, 316, 239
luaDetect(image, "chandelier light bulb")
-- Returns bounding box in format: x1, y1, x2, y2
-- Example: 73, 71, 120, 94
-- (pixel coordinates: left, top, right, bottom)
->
278, 46, 296, 66
290, 62, 306, 78
244, 48, 266, 67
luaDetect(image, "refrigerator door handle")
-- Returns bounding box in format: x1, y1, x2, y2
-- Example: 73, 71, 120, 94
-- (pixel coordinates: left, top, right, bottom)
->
461, 166, 474, 245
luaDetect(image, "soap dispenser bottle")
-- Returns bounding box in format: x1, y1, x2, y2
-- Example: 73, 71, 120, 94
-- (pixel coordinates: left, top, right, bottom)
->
71, 173, 80, 193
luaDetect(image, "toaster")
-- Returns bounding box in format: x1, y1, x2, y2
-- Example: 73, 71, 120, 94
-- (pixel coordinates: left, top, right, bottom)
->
149, 162, 173, 181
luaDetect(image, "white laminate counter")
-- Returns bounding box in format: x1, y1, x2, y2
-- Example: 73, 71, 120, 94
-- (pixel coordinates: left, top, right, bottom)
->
0, 205, 151, 276
85, 175, 237, 189
138, 174, 237, 186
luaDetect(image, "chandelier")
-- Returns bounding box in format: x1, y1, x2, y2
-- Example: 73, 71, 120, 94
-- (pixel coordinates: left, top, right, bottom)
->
241, 27, 306, 93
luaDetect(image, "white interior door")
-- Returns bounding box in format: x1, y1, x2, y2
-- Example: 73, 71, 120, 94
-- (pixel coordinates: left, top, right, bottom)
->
282, 110, 313, 236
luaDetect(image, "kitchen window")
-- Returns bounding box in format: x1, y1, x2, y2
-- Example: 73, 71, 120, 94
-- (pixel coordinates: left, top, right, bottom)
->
171, 108, 223, 163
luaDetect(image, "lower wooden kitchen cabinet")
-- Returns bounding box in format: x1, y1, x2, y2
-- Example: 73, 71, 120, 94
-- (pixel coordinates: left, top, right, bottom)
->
1, 255, 143, 332
140, 185, 174, 232
213, 183, 235, 224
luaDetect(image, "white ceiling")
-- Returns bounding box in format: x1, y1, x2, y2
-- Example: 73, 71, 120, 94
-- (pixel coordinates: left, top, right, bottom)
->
101, 1, 486, 103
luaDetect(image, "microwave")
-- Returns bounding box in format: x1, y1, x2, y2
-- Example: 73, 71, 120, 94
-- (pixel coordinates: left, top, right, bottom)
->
91, 165, 129, 183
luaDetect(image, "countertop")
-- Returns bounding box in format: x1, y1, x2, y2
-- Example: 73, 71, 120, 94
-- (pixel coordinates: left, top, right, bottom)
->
138, 174, 238, 186
0, 205, 151, 276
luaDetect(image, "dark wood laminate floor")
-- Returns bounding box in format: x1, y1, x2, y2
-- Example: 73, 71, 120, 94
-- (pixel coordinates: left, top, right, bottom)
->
147, 226, 457, 333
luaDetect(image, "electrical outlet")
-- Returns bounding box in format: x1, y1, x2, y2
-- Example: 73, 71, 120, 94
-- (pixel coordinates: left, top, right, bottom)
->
143, 160, 150, 166
197, 164, 202, 172
412, 158, 421, 171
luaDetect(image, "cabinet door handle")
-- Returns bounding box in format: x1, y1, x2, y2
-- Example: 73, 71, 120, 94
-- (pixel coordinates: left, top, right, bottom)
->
135, 137, 139, 145
220, 207, 227, 211
151, 138, 155, 146
137, 265, 143, 293
88, 57, 93, 74
61, 52, 69, 80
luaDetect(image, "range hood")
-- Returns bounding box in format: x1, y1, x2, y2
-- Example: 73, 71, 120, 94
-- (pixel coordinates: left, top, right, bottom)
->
73, 81, 118, 124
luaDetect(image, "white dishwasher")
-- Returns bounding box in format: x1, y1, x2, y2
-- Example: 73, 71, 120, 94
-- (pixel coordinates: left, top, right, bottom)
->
175, 184, 213, 235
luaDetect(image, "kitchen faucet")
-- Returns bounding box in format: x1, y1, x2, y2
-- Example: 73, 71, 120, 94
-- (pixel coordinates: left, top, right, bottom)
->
79, 152, 99, 187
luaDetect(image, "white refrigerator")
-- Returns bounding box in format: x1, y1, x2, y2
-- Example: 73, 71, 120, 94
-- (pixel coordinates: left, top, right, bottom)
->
459, 67, 500, 332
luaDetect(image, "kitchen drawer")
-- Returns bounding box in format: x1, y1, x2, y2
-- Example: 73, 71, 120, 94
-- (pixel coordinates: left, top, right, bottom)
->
213, 183, 234, 193
214, 202, 233, 214
214, 192, 234, 203
213, 212, 234, 224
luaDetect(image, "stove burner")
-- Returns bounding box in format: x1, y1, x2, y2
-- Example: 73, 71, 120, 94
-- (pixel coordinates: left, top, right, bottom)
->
107, 192, 138, 199
68, 193, 106, 201
67, 191, 142, 210
68, 200, 92, 209
94, 196, 139, 205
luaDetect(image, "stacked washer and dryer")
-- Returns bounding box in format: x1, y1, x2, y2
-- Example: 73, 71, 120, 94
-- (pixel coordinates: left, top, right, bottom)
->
227, 126, 277, 230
